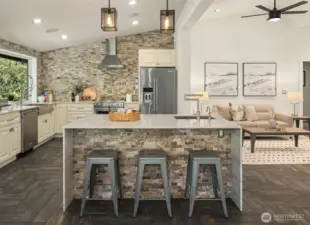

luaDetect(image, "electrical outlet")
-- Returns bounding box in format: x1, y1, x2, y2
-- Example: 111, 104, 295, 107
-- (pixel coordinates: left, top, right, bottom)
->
218, 129, 224, 138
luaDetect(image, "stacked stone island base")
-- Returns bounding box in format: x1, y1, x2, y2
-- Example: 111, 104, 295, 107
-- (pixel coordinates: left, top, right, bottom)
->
63, 114, 242, 212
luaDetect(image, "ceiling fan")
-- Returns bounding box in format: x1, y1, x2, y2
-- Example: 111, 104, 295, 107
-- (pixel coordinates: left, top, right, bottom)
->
242, 0, 308, 22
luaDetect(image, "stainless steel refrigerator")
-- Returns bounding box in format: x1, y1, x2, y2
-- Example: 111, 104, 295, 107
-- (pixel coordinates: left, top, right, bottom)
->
140, 67, 177, 114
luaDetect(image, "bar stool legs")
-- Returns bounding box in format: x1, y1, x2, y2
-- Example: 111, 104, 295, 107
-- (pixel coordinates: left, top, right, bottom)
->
80, 161, 92, 217
133, 160, 144, 218
80, 150, 120, 218
161, 161, 172, 217
133, 155, 172, 218
215, 162, 228, 218
108, 160, 119, 217
188, 161, 199, 217
185, 151, 228, 218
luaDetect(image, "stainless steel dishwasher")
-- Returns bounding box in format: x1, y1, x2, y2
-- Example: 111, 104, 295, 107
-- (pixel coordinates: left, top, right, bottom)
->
21, 108, 38, 153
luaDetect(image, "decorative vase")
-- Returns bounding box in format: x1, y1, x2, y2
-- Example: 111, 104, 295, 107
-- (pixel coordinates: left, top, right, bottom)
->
269, 119, 277, 129
75, 94, 80, 103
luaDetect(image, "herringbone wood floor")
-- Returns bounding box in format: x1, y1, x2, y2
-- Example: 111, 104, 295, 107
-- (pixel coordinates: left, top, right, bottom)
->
0, 138, 309, 225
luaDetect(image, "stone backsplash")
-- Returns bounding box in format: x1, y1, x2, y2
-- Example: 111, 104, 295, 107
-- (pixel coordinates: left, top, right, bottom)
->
72, 129, 233, 200
40, 31, 174, 102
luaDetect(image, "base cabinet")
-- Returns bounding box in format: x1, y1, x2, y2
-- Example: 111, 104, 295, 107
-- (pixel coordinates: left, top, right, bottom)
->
0, 127, 10, 163
55, 104, 68, 134
9, 124, 21, 156
38, 113, 54, 143
0, 123, 21, 165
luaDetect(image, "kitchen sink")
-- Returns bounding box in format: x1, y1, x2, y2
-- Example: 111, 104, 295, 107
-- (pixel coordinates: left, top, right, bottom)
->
174, 115, 215, 120
24, 104, 54, 115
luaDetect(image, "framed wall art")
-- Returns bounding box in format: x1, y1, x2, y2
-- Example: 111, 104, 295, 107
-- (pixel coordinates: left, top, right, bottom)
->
204, 62, 238, 96
243, 62, 277, 96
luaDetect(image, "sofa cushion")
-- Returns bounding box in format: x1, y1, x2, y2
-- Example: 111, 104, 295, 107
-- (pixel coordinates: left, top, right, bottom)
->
229, 103, 244, 121
216, 105, 232, 121
244, 106, 259, 122
276, 121, 289, 128
245, 104, 275, 120
235, 121, 257, 127
255, 121, 270, 128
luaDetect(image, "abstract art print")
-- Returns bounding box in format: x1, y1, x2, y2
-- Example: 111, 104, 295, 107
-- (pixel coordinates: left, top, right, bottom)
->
243, 63, 277, 96
204, 62, 238, 96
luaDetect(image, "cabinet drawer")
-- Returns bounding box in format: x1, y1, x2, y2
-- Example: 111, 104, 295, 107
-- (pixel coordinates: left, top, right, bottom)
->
68, 104, 94, 112
0, 112, 20, 129
68, 114, 87, 122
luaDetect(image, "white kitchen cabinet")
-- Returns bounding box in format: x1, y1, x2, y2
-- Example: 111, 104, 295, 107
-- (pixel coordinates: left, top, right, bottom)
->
38, 113, 54, 143
0, 122, 21, 165
67, 103, 94, 122
0, 126, 10, 163
139, 49, 175, 67
55, 104, 68, 134
9, 124, 21, 156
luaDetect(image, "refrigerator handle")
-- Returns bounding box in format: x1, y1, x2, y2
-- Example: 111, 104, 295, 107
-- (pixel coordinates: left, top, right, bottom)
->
155, 79, 158, 113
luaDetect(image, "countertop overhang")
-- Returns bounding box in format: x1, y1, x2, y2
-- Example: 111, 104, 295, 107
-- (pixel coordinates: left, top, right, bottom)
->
64, 114, 241, 130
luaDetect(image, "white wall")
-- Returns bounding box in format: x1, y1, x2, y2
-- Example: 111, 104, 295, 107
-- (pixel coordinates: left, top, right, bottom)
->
190, 17, 309, 114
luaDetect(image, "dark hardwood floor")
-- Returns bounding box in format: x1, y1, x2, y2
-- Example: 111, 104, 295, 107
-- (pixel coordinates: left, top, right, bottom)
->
0, 138, 310, 225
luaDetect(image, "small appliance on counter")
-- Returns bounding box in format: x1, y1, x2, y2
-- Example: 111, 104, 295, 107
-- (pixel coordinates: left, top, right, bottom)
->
94, 101, 124, 114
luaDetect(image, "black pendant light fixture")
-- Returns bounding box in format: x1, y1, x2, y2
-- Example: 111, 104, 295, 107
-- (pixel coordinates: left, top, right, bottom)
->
160, 0, 175, 33
101, 0, 117, 31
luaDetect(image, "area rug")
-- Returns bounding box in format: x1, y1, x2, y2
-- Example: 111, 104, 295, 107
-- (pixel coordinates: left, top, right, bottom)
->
242, 136, 310, 165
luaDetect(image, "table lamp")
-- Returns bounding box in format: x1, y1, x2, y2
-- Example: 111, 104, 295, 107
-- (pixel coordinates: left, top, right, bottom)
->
287, 92, 303, 116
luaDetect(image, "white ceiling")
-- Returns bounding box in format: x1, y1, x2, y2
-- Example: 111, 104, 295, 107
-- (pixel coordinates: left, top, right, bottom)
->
0, 0, 185, 52
200, 0, 310, 28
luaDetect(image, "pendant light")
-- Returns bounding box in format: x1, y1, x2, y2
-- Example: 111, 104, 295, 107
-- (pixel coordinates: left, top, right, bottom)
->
160, 0, 175, 33
101, 0, 117, 31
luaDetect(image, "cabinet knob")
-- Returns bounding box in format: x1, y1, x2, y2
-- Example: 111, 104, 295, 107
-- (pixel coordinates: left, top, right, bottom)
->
9, 128, 15, 132
45, 120, 48, 123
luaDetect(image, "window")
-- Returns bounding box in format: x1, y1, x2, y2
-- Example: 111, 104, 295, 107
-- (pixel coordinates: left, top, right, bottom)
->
0, 54, 29, 101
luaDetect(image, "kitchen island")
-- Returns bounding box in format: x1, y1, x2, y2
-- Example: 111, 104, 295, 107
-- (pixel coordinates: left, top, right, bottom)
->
63, 114, 242, 212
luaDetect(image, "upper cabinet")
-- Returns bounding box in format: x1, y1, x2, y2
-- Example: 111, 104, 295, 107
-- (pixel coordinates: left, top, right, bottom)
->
139, 49, 175, 67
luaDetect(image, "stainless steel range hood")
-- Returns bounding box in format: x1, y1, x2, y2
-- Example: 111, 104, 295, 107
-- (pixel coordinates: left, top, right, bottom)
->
98, 38, 124, 69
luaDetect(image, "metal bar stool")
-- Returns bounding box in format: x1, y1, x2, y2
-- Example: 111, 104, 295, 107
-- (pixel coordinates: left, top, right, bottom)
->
80, 149, 122, 217
185, 150, 228, 218
133, 149, 172, 217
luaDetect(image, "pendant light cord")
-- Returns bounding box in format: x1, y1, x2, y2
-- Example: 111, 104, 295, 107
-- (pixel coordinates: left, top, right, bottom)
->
166, 0, 169, 10
274, 0, 276, 8
108, 0, 111, 9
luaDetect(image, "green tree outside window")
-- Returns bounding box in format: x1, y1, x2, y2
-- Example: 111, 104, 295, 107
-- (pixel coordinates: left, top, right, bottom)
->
0, 56, 28, 101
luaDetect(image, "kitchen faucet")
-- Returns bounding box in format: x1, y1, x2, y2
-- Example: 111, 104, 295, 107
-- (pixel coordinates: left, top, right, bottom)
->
206, 106, 212, 124
184, 93, 203, 123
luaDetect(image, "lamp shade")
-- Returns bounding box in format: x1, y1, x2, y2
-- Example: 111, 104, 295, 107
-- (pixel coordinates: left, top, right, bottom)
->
160, 10, 175, 33
287, 92, 303, 103
195, 92, 209, 101
101, 7, 117, 31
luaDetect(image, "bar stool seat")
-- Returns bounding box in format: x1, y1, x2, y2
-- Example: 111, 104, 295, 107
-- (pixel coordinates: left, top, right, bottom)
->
185, 150, 228, 218
133, 149, 172, 217
80, 149, 122, 218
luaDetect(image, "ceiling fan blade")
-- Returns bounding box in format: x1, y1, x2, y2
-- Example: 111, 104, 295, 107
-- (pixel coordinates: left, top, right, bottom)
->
280, 1, 308, 12
241, 13, 269, 18
282, 10, 308, 14
256, 5, 272, 12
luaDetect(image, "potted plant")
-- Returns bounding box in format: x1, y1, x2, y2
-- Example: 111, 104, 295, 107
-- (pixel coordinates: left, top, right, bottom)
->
73, 83, 85, 103
7, 94, 15, 104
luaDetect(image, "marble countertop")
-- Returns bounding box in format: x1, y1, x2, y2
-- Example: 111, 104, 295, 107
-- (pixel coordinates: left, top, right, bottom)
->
0, 106, 38, 115
64, 114, 241, 130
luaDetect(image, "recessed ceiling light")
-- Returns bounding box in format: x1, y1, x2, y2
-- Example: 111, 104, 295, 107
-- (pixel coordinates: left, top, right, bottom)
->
129, 0, 137, 6
214, 9, 220, 12
33, 18, 42, 25
132, 20, 139, 26
60, 34, 68, 40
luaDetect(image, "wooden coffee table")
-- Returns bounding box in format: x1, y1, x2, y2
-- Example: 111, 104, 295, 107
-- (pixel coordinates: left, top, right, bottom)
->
242, 127, 310, 153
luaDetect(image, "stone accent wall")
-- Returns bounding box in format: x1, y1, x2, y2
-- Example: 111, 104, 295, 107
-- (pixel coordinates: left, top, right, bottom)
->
72, 129, 233, 200
40, 31, 174, 102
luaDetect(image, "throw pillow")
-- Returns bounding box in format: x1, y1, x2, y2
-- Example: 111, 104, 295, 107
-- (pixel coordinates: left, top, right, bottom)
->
244, 106, 259, 122
217, 105, 232, 121
229, 103, 244, 121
